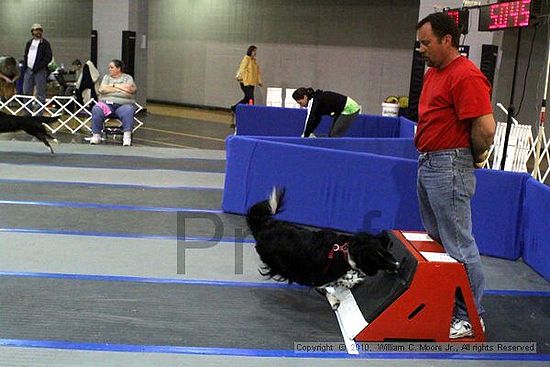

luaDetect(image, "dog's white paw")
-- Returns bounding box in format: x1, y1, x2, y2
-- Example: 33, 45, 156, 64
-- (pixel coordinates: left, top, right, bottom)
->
323, 287, 341, 311
327, 295, 341, 310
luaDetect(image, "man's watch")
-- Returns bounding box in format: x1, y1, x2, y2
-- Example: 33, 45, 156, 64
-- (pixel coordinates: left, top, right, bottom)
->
474, 150, 489, 169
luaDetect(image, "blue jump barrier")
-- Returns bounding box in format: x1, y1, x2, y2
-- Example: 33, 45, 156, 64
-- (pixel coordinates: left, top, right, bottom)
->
234, 104, 417, 138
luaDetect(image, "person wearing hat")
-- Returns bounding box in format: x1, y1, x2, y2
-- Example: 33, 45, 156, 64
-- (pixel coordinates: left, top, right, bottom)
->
23, 23, 52, 114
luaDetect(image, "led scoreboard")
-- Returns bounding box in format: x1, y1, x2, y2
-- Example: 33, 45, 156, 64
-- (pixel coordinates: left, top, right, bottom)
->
478, 0, 533, 31
445, 9, 469, 34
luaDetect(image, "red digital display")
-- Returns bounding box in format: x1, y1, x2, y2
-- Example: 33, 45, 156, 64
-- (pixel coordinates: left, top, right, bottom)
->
478, 0, 531, 31
446, 9, 461, 25
444, 9, 469, 34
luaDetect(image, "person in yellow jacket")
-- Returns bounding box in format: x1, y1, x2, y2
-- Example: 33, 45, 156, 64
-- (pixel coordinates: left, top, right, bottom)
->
231, 45, 262, 112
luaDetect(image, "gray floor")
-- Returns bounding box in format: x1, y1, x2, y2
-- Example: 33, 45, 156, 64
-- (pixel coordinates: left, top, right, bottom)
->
0, 111, 548, 366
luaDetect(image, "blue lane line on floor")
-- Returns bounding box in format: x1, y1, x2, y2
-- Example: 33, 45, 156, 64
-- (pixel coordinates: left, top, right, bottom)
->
0, 162, 225, 174
0, 200, 224, 213
0, 229, 548, 296
0, 178, 223, 191
0, 155, 225, 167
0, 271, 303, 290
0, 270, 548, 297
484, 289, 550, 297
0, 228, 256, 243
0, 339, 548, 361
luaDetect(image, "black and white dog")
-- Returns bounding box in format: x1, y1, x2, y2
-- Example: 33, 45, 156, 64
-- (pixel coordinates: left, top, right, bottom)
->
0, 111, 58, 153
247, 187, 400, 309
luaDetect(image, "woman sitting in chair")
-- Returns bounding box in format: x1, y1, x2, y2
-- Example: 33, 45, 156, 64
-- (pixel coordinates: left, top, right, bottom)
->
90, 59, 137, 146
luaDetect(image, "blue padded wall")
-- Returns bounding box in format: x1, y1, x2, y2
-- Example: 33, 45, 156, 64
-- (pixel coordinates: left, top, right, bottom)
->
471, 170, 528, 260
254, 137, 419, 160
223, 136, 422, 234
223, 136, 530, 261
235, 105, 416, 138
522, 178, 550, 280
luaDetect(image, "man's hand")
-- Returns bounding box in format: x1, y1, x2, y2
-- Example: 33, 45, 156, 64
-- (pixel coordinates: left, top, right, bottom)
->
474, 150, 489, 168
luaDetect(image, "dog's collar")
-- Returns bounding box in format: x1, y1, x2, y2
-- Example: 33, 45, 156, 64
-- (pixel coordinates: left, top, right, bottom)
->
327, 242, 349, 260
323, 242, 350, 274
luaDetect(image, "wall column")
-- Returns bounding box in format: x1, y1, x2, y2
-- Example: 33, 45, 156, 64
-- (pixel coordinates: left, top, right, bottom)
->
92, 0, 147, 106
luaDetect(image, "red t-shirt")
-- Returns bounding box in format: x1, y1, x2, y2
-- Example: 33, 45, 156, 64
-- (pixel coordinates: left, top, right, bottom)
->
414, 56, 493, 152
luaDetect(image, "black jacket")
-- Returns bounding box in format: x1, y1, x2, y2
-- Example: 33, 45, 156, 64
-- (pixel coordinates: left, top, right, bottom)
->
303, 90, 347, 137
24, 38, 52, 72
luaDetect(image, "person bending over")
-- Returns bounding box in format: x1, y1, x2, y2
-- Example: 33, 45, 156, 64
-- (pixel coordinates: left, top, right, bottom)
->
292, 87, 360, 137
90, 59, 137, 146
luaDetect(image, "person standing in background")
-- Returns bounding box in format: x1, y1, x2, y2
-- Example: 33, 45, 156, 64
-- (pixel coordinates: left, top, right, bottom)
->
23, 23, 52, 115
231, 45, 262, 112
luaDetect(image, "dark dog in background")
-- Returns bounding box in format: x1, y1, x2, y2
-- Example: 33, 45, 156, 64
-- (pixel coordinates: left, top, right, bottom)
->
0, 56, 18, 100
0, 111, 58, 153
247, 187, 400, 309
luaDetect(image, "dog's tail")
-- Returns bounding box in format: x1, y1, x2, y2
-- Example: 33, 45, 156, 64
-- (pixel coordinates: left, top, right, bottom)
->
246, 187, 285, 235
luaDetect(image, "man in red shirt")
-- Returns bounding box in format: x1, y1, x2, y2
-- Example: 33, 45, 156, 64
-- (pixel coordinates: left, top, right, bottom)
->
415, 12, 496, 339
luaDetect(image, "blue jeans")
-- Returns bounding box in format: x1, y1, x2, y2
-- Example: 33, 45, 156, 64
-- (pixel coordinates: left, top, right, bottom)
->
23, 68, 48, 115
417, 148, 485, 319
91, 103, 135, 134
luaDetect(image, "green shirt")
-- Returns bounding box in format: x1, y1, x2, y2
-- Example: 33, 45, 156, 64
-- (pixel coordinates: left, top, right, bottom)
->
342, 96, 361, 115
